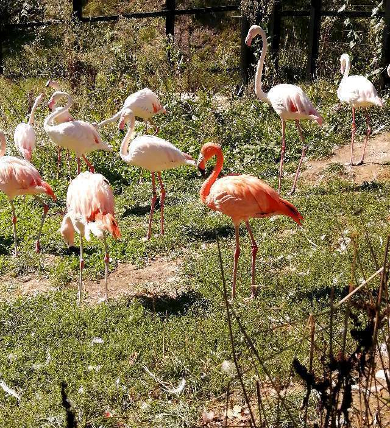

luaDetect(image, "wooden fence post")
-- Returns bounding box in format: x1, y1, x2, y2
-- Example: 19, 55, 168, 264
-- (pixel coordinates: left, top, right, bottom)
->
307, 0, 322, 79
269, 0, 282, 71
73, 0, 83, 20
166, 0, 175, 37
383, 0, 390, 86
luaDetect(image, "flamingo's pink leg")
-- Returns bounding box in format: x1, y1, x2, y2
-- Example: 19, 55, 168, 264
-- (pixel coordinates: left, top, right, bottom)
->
147, 172, 157, 240
232, 224, 241, 300
358, 109, 371, 165
77, 158, 81, 175
157, 172, 166, 236
290, 120, 307, 194
278, 119, 286, 194
245, 221, 259, 298
34, 196, 49, 253
103, 234, 109, 300
350, 107, 356, 165
66, 150, 72, 179
78, 237, 84, 305
82, 155, 95, 173
57, 147, 62, 178
10, 201, 18, 256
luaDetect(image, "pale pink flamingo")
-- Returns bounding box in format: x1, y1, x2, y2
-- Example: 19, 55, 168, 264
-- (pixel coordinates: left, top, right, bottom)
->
119, 108, 195, 240
44, 92, 112, 174
197, 142, 303, 299
98, 88, 166, 132
14, 93, 44, 161
45, 80, 74, 173
0, 130, 56, 255
60, 171, 121, 304
337, 53, 383, 165
245, 25, 323, 194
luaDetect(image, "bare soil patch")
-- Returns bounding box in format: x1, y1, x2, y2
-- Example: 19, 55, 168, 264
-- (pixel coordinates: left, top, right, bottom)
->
302, 132, 390, 185
0, 257, 183, 303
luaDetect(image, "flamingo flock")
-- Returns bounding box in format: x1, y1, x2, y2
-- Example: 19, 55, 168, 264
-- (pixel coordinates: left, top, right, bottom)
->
0, 25, 386, 302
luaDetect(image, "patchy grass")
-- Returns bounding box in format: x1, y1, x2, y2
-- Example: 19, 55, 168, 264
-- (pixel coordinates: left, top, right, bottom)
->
0, 77, 390, 426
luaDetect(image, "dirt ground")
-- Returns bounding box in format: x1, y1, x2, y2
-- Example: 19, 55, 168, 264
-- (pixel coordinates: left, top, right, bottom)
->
301, 132, 390, 185
0, 257, 182, 303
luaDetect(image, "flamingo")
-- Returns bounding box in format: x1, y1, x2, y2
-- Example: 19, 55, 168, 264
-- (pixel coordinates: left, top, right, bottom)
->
245, 25, 323, 194
14, 93, 44, 161
197, 142, 303, 299
119, 108, 196, 240
60, 171, 121, 304
44, 91, 112, 174
0, 130, 56, 255
46, 79, 74, 174
337, 53, 383, 165
98, 88, 166, 132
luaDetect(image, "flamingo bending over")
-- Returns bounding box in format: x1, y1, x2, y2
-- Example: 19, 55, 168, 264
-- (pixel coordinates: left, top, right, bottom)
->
245, 25, 323, 194
44, 92, 112, 174
337, 53, 383, 165
197, 143, 303, 299
119, 108, 195, 240
60, 171, 121, 304
98, 88, 166, 133
0, 131, 56, 254
14, 93, 44, 161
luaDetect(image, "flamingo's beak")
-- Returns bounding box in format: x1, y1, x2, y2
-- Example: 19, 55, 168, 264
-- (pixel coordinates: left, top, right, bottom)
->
48, 99, 55, 111
197, 155, 206, 178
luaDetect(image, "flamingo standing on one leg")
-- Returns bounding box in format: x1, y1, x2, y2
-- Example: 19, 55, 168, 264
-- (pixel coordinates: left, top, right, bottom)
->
46, 79, 74, 174
44, 92, 112, 175
60, 171, 121, 304
337, 53, 383, 165
14, 93, 44, 161
245, 25, 323, 194
0, 131, 56, 254
98, 88, 166, 133
197, 143, 303, 299
119, 108, 195, 240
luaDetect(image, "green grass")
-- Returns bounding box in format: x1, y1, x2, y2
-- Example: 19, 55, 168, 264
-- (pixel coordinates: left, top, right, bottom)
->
0, 76, 390, 427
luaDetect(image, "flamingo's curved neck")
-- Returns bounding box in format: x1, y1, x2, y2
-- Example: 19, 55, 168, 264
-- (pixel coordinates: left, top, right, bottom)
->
0, 133, 6, 157
120, 112, 136, 162
44, 93, 73, 130
28, 95, 42, 126
342, 56, 350, 79
254, 29, 269, 103
200, 149, 224, 203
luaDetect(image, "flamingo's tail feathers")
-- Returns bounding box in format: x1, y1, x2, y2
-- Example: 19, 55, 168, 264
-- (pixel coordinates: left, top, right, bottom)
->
183, 152, 196, 166
309, 114, 323, 126
280, 198, 303, 226
374, 96, 383, 107
41, 181, 56, 200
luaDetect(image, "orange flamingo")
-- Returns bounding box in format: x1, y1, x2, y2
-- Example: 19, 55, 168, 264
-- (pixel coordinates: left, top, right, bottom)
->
60, 171, 121, 303
197, 143, 303, 299
0, 130, 56, 255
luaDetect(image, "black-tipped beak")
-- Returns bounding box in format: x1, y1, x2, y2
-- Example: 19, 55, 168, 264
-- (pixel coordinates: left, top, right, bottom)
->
119, 128, 125, 135
198, 166, 206, 178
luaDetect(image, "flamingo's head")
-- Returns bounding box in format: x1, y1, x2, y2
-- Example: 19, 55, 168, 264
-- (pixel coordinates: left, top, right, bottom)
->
197, 142, 222, 177
45, 79, 61, 90
118, 108, 134, 133
340, 53, 350, 75
48, 91, 68, 111
245, 25, 265, 47
60, 214, 75, 247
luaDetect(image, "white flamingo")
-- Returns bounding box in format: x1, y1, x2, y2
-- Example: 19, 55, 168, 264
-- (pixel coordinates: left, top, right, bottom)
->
98, 88, 166, 132
14, 93, 44, 161
245, 25, 323, 194
44, 91, 112, 174
119, 108, 195, 240
337, 54, 383, 165
60, 171, 121, 304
